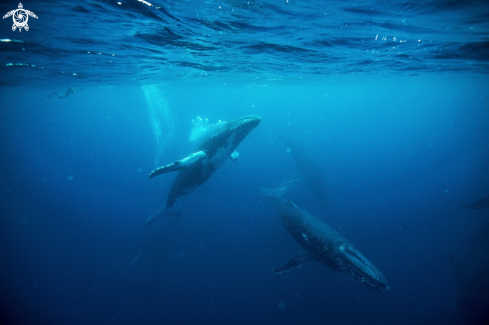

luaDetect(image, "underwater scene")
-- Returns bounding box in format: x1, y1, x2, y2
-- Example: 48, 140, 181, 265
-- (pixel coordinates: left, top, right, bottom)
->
1, 1, 488, 324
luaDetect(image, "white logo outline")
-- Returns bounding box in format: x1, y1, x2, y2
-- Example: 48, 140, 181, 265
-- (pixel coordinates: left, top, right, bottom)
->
3, 3, 38, 32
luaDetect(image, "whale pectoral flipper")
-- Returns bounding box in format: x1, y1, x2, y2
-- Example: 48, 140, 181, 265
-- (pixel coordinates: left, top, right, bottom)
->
149, 161, 187, 179
461, 194, 489, 209
255, 187, 279, 199
255, 184, 293, 200
149, 151, 207, 179
273, 251, 315, 274
146, 207, 181, 225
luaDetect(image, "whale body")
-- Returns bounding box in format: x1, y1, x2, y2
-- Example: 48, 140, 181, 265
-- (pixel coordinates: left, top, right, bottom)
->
147, 115, 261, 225
256, 185, 389, 292
279, 136, 329, 208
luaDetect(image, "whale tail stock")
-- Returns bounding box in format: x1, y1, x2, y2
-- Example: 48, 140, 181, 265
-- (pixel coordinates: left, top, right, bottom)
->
145, 207, 181, 226
255, 183, 292, 200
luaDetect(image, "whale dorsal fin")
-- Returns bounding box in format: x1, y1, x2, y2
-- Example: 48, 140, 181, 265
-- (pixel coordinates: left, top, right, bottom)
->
149, 151, 206, 179
273, 251, 315, 274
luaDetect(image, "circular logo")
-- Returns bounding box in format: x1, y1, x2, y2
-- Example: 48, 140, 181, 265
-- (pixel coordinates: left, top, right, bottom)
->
13, 9, 28, 29
3, 3, 38, 32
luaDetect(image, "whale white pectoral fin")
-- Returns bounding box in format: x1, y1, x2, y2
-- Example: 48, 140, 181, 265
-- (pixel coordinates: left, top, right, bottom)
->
273, 251, 315, 274
149, 161, 187, 178
149, 151, 206, 179
145, 207, 181, 226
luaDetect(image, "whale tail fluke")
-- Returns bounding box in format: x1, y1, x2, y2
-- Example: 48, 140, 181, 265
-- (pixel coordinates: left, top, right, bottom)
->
145, 207, 181, 226
255, 184, 292, 200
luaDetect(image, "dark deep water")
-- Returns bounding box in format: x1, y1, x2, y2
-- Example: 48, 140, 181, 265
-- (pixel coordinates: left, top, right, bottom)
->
1, 1, 489, 325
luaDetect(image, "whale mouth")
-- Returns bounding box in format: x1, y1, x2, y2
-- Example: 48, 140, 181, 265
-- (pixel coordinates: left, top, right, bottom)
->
331, 243, 389, 292
332, 256, 389, 292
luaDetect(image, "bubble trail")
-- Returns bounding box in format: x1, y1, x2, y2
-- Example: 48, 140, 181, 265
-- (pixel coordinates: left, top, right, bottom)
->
142, 85, 176, 166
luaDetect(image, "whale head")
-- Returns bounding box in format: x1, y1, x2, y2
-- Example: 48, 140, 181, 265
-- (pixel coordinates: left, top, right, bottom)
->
223, 115, 261, 146
328, 241, 390, 292
230, 115, 261, 136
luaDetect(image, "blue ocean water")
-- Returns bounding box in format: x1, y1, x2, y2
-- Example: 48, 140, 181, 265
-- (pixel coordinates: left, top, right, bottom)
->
1, 1, 489, 324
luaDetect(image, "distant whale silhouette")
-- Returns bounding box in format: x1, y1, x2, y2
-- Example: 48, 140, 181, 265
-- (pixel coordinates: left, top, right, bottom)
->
46, 87, 83, 99
461, 194, 489, 209
447, 222, 489, 323
279, 136, 329, 209
146, 115, 261, 225
256, 185, 389, 292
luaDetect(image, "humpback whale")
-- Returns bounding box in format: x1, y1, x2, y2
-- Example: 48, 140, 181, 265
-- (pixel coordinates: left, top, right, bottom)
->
461, 194, 489, 209
46, 87, 83, 99
279, 136, 329, 208
447, 222, 489, 323
256, 185, 389, 292
147, 115, 261, 225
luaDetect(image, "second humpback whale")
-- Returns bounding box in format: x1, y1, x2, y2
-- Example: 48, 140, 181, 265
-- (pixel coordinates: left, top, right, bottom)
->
146, 115, 261, 225
46, 87, 83, 99
446, 222, 489, 323
279, 136, 329, 209
256, 185, 389, 292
